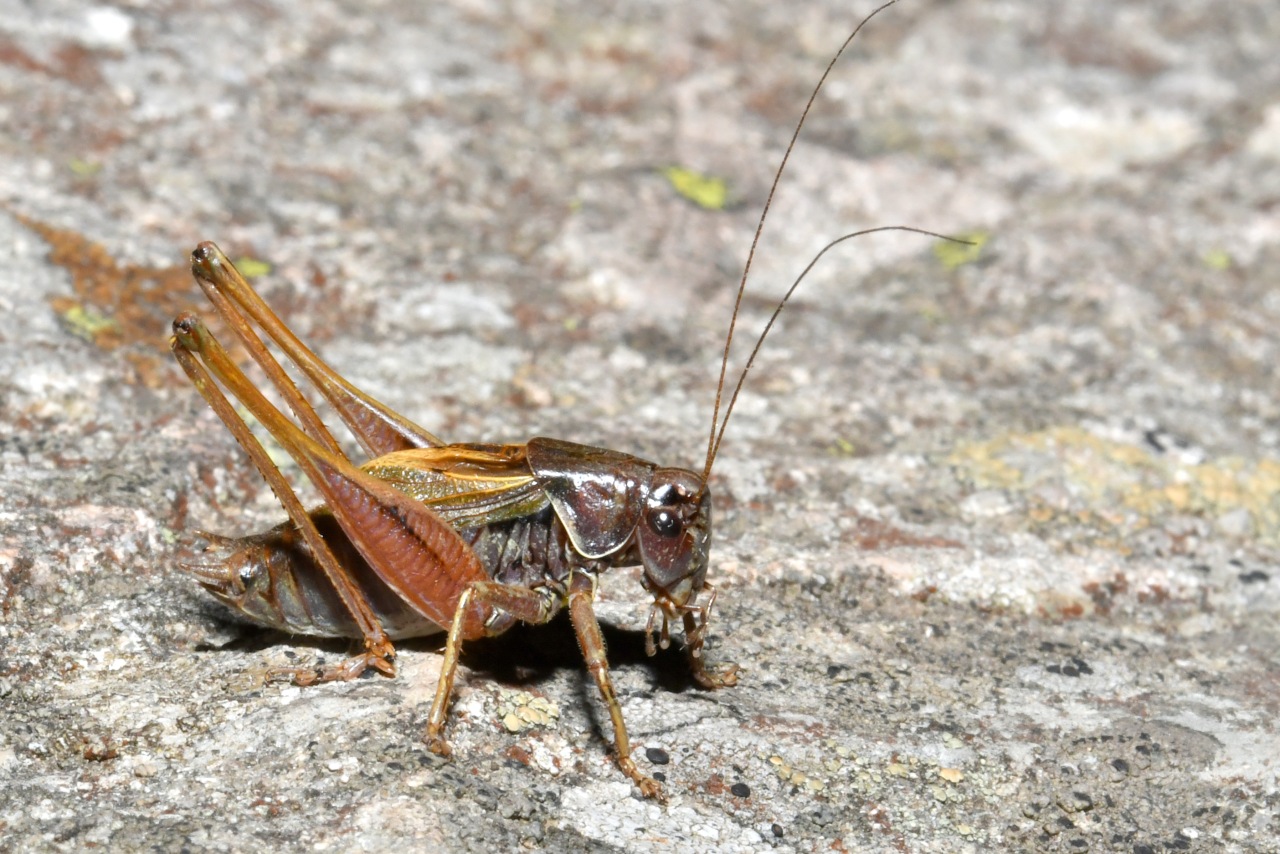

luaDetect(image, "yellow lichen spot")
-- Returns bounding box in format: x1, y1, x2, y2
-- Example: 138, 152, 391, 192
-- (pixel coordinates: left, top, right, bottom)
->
59, 302, 120, 341
660, 166, 729, 211
1192, 459, 1246, 507
1160, 483, 1192, 511
233, 256, 273, 278
938, 767, 964, 783
933, 231, 989, 270
948, 425, 1280, 544
1201, 248, 1232, 271
948, 437, 1025, 489
497, 691, 558, 732
495, 690, 559, 733
1027, 504, 1055, 523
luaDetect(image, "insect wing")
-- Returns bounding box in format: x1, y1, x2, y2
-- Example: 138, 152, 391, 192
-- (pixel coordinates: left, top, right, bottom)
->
525, 437, 653, 559
362, 443, 551, 529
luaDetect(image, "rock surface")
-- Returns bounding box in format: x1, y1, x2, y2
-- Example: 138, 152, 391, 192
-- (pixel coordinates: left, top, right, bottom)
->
1, 1, 1277, 851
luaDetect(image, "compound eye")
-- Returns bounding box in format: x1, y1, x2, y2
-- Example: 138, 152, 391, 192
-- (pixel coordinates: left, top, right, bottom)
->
650, 508, 682, 538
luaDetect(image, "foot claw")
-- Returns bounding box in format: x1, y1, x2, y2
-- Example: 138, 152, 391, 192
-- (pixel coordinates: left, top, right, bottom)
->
690, 657, 740, 690
637, 775, 666, 802
710, 662, 741, 688
425, 734, 453, 759
620, 756, 667, 802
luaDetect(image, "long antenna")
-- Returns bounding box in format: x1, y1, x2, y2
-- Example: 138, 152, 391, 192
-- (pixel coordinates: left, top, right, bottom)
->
703, 0, 901, 479
702, 225, 967, 477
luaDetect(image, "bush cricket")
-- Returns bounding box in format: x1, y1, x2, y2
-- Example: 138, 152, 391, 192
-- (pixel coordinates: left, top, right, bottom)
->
173, 0, 950, 800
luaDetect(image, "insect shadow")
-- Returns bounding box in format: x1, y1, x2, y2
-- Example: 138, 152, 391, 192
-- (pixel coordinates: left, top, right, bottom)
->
193, 604, 697, 693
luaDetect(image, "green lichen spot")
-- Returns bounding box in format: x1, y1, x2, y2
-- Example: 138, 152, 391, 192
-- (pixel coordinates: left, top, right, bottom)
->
830, 437, 857, 456
60, 303, 120, 341
933, 231, 989, 270
1201, 248, 1232, 271
68, 159, 103, 177
234, 256, 273, 278
661, 166, 729, 211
